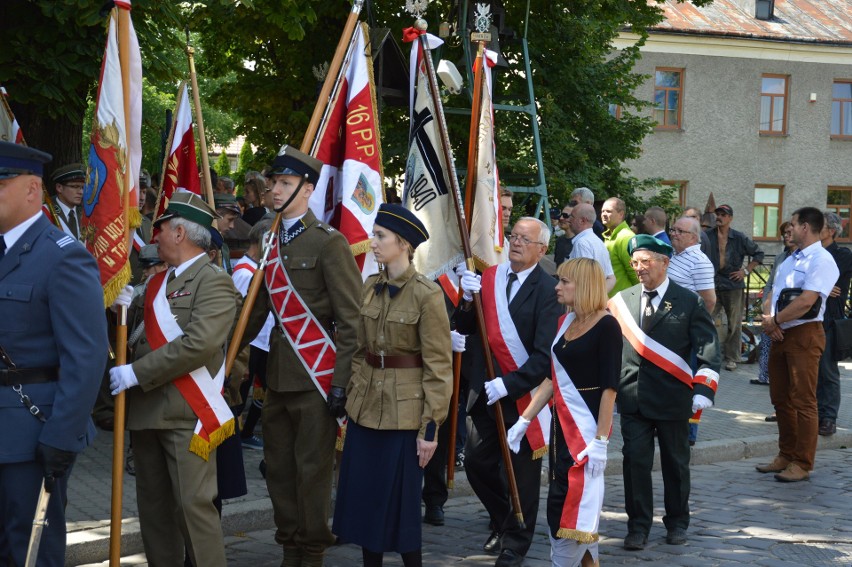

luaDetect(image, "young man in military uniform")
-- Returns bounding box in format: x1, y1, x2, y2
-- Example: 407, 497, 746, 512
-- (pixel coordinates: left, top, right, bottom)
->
49, 162, 86, 240
0, 141, 108, 566
242, 145, 361, 567
109, 192, 239, 566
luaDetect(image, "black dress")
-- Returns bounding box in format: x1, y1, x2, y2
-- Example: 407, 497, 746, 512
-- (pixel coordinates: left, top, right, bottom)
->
546, 314, 621, 537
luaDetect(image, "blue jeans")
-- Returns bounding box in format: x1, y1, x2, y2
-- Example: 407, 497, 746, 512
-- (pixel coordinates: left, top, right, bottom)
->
817, 324, 841, 422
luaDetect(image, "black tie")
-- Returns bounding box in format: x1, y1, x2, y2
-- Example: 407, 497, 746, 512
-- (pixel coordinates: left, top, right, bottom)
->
0, 235, 6, 261
68, 209, 78, 238
375, 282, 401, 298
506, 272, 518, 302
167, 270, 176, 284
642, 290, 658, 332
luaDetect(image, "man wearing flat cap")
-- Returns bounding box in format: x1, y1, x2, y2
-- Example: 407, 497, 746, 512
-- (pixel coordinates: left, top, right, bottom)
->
0, 141, 107, 566
608, 235, 720, 550
109, 191, 240, 566
49, 163, 86, 240
241, 145, 361, 567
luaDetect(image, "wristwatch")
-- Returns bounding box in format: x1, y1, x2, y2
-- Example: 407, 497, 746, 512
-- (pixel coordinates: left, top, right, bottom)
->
743, 268, 750, 276
595, 435, 609, 442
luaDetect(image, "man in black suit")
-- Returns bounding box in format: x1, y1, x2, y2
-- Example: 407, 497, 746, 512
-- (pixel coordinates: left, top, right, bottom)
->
457, 217, 562, 567
608, 235, 721, 550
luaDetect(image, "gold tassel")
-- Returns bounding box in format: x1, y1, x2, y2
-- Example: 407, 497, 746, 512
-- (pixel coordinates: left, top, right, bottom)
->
350, 239, 372, 257
555, 528, 599, 544
531, 445, 548, 460
102, 262, 132, 308
128, 206, 142, 230
335, 423, 347, 452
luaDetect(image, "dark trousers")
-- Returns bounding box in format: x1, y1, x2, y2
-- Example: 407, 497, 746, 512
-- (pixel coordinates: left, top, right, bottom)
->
769, 322, 825, 470
465, 394, 541, 556
620, 413, 691, 536
817, 324, 841, 422
714, 288, 745, 364
0, 461, 70, 567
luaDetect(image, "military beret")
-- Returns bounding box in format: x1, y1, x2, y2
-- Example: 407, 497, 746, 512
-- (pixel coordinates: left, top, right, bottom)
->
375, 203, 429, 250
52, 163, 86, 184
137, 244, 163, 267
154, 190, 220, 229
214, 193, 242, 216
628, 234, 673, 258
266, 145, 323, 185
0, 140, 51, 179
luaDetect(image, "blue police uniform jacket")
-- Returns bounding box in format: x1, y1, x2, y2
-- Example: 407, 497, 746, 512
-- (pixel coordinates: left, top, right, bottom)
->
0, 215, 108, 463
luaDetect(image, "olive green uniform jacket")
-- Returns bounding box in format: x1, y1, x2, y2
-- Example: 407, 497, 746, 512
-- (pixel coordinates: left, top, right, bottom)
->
345, 265, 453, 439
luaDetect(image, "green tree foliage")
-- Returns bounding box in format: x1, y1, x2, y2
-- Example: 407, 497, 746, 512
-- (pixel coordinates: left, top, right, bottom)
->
214, 150, 231, 178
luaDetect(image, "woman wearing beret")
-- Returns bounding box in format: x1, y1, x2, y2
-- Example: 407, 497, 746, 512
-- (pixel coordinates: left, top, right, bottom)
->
333, 203, 453, 567
507, 257, 620, 567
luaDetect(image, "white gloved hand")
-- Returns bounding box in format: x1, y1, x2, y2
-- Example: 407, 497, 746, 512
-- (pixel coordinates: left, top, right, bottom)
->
454, 261, 467, 279
111, 285, 134, 310
484, 377, 508, 406
506, 416, 530, 454
460, 270, 481, 302
692, 394, 713, 414
577, 438, 609, 477
109, 365, 139, 396
450, 330, 466, 353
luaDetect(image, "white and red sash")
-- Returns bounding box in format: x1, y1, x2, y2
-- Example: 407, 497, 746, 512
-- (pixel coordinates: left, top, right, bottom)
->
608, 293, 719, 421
144, 270, 234, 461
264, 230, 342, 423
480, 264, 550, 458
550, 313, 606, 543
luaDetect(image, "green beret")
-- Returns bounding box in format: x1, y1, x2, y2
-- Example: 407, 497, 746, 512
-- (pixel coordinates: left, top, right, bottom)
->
154, 191, 220, 229
627, 234, 673, 258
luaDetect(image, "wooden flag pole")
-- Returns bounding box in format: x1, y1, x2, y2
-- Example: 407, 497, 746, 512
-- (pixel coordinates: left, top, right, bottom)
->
224, 0, 365, 376
110, 4, 134, 564
416, 21, 525, 529
186, 36, 216, 218
153, 81, 184, 224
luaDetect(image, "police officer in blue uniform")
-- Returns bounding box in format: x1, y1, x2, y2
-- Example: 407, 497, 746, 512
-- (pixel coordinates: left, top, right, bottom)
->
0, 141, 108, 566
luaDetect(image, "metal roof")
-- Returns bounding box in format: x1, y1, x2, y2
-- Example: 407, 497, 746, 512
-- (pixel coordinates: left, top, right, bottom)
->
649, 0, 852, 45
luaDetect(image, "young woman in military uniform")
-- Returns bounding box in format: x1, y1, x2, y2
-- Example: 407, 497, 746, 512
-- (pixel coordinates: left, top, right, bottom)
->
333, 203, 453, 567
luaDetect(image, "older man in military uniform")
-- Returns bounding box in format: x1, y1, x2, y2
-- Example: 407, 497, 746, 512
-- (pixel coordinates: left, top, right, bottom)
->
0, 141, 107, 566
49, 163, 86, 240
242, 145, 361, 567
109, 192, 239, 566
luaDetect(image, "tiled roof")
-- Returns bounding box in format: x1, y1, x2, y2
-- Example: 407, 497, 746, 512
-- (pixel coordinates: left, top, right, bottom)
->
649, 0, 852, 45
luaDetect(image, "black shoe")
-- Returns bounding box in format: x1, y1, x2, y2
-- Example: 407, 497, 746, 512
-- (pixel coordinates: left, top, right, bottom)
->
624, 532, 647, 550
666, 528, 687, 545
749, 379, 769, 386
258, 459, 267, 479
423, 505, 444, 526
494, 549, 523, 567
819, 419, 837, 436
483, 531, 501, 554
765, 414, 777, 422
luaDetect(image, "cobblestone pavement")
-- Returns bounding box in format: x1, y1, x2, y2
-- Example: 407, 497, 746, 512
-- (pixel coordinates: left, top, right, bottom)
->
72, 361, 852, 566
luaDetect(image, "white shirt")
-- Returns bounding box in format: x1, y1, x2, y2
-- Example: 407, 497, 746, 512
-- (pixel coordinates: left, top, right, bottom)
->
504, 261, 537, 303
570, 228, 614, 276
771, 240, 839, 328
668, 244, 715, 292
641, 277, 670, 327
0, 212, 43, 250
232, 254, 274, 351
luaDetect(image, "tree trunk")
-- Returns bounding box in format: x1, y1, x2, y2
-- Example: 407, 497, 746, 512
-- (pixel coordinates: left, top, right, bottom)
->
12, 102, 84, 186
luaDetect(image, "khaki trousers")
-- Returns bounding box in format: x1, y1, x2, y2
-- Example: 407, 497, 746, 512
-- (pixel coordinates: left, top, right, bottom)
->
769, 322, 825, 471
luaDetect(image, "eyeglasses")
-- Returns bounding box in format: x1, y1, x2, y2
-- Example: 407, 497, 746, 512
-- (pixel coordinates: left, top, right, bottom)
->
559, 213, 571, 219
629, 258, 659, 269
508, 233, 544, 246
62, 183, 85, 191
669, 228, 690, 235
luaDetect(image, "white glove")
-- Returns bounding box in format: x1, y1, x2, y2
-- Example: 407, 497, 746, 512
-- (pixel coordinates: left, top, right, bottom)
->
460, 270, 481, 302
506, 416, 530, 454
109, 364, 139, 395
450, 330, 466, 353
454, 261, 467, 279
692, 394, 713, 414
484, 377, 508, 406
112, 285, 134, 310
577, 438, 608, 477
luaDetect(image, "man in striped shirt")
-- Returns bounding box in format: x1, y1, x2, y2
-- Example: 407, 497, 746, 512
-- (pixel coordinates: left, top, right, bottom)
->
668, 216, 716, 313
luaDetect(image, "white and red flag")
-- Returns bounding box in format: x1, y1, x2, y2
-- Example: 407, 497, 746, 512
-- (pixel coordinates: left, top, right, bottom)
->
80, 0, 142, 306
401, 30, 463, 280
156, 81, 201, 222
311, 22, 384, 280
469, 49, 505, 269
0, 87, 24, 145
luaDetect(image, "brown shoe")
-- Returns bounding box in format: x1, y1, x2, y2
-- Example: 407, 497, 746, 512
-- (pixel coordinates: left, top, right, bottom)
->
819, 419, 837, 436
775, 463, 810, 483
755, 455, 790, 473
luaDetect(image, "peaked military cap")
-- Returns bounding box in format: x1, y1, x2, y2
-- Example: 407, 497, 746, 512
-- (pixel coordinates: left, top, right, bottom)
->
52, 163, 86, 184
214, 193, 242, 216
0, 140, 51, 179
153, 191, 220, 229
266, 145, 323, 185
138, 244, 164, 267
627, 233, 673, 258
375, 203, 430, 250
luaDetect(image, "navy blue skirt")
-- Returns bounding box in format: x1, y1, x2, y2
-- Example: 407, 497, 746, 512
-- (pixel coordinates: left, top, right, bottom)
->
333, 421, 423, 553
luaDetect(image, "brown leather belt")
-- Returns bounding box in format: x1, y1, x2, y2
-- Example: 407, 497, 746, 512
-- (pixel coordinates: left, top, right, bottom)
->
365, 351, 423, 369
0, 367, 60, 386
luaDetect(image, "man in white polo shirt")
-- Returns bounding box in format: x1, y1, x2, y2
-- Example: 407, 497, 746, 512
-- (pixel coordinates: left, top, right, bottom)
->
667, 216, 716, 312
569, 203, 616, 292
756, 207, 839, 483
